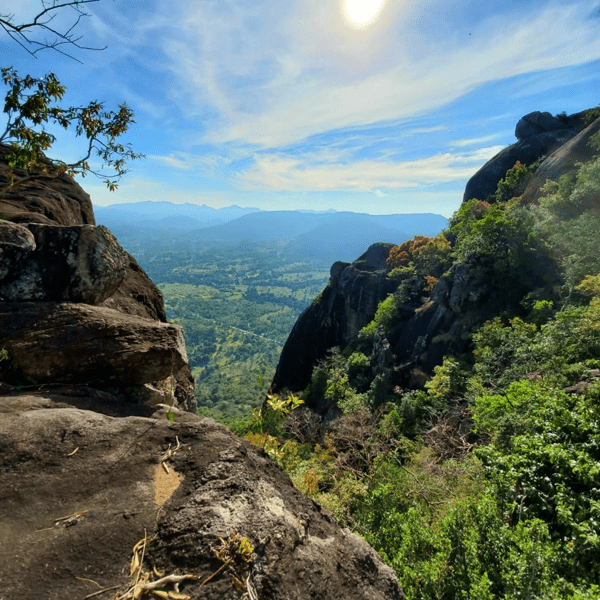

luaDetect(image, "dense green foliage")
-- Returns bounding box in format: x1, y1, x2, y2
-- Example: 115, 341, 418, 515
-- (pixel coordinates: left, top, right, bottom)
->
240, 149, 600, 598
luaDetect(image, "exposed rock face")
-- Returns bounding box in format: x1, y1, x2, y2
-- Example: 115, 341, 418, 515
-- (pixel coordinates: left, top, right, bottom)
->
463, 129, 577, 203
522, 117, 600, 203
0, 144, 96, 225
515, 111, 565, 140
0, 302, 188, 385
272, 243, 397, 393
0, 144, 195, 411
0, 222, 128, 303
0, 220, 36, 279
0, 391, 403, 600
463, 110, 589, 203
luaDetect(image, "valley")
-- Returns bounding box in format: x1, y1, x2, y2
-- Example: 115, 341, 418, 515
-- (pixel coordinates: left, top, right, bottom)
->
97, 208, 448, 419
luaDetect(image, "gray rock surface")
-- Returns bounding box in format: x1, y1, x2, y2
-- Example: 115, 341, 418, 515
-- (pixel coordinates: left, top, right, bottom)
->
0, 143, 96, 225
0, 302, 188, 386
0, 223, 128, 303
522, 117, 600, 203
0, 144, 194, 409
515, 111, 564, 140
0, 220, 36, 279
0, 392, 403, 600
463, 129, 578, 203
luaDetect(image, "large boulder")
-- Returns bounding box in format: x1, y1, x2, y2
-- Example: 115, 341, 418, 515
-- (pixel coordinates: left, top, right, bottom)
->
0, 144, 95, 225
463, 129, 578, 203
461, 110, 594, 203
515, 111, 565, 140
0, 220, 36, 280
272, 243, 397, 394
0, 302, 188, 386
0, 222, 128, 304
0, 144, 195, 410
0, 392, 403, 600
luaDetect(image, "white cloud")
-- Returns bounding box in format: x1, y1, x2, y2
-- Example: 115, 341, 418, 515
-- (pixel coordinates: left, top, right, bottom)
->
237, 145, 504, 192
450, 134, 504, 148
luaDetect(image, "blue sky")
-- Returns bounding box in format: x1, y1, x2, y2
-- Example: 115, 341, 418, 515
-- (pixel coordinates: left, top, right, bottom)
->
3, 0, 600, 216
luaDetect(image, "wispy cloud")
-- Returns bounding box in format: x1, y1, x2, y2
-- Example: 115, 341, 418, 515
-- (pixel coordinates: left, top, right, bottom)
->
151, 153, 229, 172
149, 0, 600, 148
449, 134, 505, 148
237, 145, 505, 191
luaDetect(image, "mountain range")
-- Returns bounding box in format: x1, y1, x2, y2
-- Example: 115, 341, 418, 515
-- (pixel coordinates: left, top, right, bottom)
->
94, 202, 448, 264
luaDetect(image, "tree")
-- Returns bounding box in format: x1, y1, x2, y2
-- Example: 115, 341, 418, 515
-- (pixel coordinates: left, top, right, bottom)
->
0, 1, 104, 62
0, 67, 143, 194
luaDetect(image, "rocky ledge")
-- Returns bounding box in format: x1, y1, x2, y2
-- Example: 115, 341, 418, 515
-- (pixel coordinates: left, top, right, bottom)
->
0, 391, 403, 600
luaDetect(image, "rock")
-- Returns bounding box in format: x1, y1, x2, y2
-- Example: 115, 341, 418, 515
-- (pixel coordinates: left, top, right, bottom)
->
0, 144, 195, 409
0, 302, 188, 386
272, 243, 397, 394
463, 129, 578, 203
522, 117, 600, 203
0, 220, 36, 279
370, 326, 394, 380
100, 252, 168, 322
0, 392, 403, 600
0, 223, 128, 304
515, 111, 564, 140
0, 144, 95, 225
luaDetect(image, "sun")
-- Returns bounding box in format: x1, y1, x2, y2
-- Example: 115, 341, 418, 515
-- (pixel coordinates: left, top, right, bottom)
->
342, 0, 386, 28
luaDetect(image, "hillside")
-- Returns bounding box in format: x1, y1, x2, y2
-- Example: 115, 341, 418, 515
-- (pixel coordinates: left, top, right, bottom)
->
245, 110, 600, 598
93, 201, 261, 230
96, 206, 448, 264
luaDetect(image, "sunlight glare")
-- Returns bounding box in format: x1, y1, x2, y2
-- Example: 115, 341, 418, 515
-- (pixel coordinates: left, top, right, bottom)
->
343, 0, 385, 28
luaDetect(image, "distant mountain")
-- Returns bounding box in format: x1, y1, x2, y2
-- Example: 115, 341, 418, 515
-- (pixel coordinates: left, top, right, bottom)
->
93, 201, 261, 231
193, 211, 448, 262
94, 201, 448, 264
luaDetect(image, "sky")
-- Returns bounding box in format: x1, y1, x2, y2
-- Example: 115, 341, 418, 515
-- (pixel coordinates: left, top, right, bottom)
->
3, 0, 600, 217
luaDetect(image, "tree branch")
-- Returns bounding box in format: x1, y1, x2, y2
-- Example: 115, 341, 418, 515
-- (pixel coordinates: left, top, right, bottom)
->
0, 1, 106, 62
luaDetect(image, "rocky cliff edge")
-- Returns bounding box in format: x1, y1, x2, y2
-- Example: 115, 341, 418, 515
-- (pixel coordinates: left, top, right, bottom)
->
0, 147, 403, 599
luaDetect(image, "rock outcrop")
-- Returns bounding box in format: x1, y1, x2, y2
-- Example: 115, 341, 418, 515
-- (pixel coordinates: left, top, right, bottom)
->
0, 221, 128, 303
272, 243, 397, 394
0, 391, 403, 600
463, 110, 587, 203
0, 144, 95, 225
0, 302, 188, 385
274, 110, 589, 398
522, 116, 600, 203
0, 144, 194, 411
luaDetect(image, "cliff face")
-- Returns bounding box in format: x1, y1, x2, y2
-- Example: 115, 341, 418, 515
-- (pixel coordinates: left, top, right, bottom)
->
0, 150, 403, 599
0, 152, 195, 411
272, 243, 397, 393
273, 111, 599, 397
